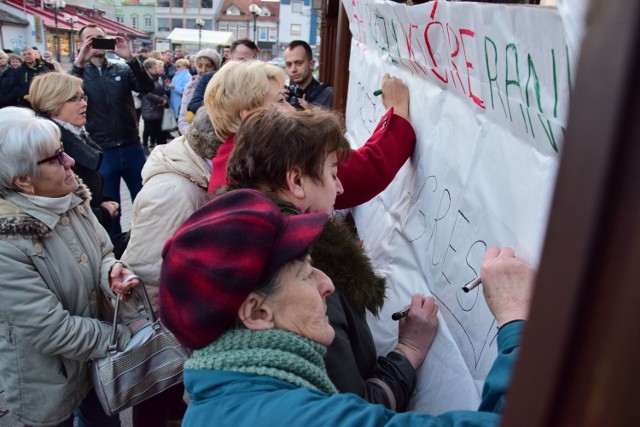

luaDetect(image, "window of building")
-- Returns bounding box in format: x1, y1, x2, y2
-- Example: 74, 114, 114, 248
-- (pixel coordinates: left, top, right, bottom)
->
187, 0, 199, 7
131, 16, 139, 29
157, 0, 170, 6
268, 27, 277, 42
144, 16, 152, 28
292, 0, 303, 13
202, 0, 212, 7
226, 5, 241, 15
290, 24, 301, 36
172, 0, 183, 7
116, 15, 124, 23
157, 17, 170, 31
258, 27, 267, 41
171, 18, 183, 29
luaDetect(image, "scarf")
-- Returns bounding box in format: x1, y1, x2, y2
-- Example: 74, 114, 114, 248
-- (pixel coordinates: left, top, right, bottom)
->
17, 192, 73, 214
52, 118, 88, 138
185, 328, 338, 396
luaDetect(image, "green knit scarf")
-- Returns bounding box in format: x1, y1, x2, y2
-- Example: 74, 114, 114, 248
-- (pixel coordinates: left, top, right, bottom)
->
185, 328, 339, 396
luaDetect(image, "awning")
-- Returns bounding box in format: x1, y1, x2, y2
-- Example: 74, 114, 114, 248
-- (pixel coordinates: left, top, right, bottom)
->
3, 0, 148, 39
0, 9, 29, 26
166, 28, 235, 46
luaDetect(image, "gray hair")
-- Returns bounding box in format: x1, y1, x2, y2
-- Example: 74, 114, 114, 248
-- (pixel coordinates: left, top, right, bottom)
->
186, 107, 222, 160
0, 107, 61, 195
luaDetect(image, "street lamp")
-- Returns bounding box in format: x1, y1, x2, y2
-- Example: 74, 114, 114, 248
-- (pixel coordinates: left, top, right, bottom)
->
65, 14, 79, 62
195, 18, 205, 51
249, 4, 260, 42
44, 0, 66, 63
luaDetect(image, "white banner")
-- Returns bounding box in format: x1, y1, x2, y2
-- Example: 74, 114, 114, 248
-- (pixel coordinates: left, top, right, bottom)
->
342, 0, 574, 414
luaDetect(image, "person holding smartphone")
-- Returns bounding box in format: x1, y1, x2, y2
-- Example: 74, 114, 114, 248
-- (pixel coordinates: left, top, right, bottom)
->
70, 24, 154, 242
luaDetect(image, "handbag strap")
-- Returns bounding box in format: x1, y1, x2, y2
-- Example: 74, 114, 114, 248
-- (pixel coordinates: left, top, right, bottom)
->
108, 274, 156, 354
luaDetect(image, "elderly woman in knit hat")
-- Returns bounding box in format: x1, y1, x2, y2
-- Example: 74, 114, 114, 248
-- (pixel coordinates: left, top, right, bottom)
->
121, 106, 221, 426
178, 48, 221, 135
159, 187, 536, 426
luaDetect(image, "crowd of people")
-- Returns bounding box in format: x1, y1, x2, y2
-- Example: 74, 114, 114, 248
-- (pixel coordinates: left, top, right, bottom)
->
0, 25, 538, 427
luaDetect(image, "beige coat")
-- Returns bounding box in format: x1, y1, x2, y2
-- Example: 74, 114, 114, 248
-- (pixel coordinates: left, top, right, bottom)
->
0, 184, 131, 426
122, 136, 211, 313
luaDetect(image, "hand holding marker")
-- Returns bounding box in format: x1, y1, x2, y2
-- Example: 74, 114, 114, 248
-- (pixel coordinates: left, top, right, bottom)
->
391, 276, 482, 320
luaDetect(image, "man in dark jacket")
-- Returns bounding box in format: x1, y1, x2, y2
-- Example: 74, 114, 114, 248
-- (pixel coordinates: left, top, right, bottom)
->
284, 40, 333, 108
70, 24, 154, 239
1, 47, 55, 108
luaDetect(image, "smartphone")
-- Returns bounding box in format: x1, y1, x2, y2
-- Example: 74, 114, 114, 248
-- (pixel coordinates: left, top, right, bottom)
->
92, 37, 116, 50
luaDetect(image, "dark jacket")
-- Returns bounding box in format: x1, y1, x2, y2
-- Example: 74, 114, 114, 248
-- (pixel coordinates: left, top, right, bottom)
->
70, 58, 154, 149
301, 78, 334, 108
310, 216, 416, 411
187, 71, 213, 114
141, 76, 167, 121
55, 122, 114, 232
2, 59, 55, 107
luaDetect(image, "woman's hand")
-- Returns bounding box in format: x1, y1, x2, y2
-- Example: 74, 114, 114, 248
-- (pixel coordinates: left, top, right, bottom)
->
481, 246, 536, 327
381, 73, 410, 120
100, 201, 119, 219
109, 263, 139, 302
394, 294, 439, 369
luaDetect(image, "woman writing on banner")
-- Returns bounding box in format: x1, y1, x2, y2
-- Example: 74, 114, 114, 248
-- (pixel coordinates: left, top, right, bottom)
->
0, 107, 138, 427
159, 188, 535, 426
204, 60, 417, 211
221, 107, 436, 410
29, 72, 120, 233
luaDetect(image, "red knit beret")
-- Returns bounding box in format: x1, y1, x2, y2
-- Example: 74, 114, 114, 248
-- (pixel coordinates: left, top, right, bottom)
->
158, 189, 328, 349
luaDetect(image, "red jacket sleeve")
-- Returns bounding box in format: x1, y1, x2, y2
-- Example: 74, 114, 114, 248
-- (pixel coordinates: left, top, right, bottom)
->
336, 108, 416, 210
207, 136, 236, 194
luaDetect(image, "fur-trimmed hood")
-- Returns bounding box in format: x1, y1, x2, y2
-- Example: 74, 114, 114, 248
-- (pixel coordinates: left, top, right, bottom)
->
0, 181, 91, 240
278, 202, 387, 316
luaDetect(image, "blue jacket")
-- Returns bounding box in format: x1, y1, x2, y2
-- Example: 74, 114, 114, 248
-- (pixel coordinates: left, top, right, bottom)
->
182, 321, 523, 426
170, 68, 191, 119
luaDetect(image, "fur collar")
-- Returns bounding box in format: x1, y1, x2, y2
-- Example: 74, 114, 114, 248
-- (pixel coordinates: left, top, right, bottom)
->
278, 202, 387, 316
0, 181, 92, 240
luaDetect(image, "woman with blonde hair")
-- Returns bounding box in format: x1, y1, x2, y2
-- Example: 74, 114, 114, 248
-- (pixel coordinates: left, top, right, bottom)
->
29, 72, 119, 232
140, 57, 168, 148
205, 62, 418, 215
8, 53, 22, 68
168, 57, 192, 120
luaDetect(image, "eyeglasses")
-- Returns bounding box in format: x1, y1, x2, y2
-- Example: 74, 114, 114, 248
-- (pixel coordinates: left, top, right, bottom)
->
66, 95, 88, 103
37, 148, 66, 165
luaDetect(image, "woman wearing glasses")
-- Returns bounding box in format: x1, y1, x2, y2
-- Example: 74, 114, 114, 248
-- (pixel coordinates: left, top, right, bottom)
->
29, 73, 119, 233
0, 107, 139, 426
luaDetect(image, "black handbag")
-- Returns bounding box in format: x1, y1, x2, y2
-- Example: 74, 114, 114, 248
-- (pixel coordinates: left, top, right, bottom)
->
91, 274, 190, 416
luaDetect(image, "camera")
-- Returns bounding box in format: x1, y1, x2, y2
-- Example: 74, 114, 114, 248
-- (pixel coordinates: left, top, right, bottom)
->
286, 84, 305, 110
92, 36, 116, 51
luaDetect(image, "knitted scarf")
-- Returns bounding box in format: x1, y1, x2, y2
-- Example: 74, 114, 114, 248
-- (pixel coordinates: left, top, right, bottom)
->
185, 328, 338, 396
